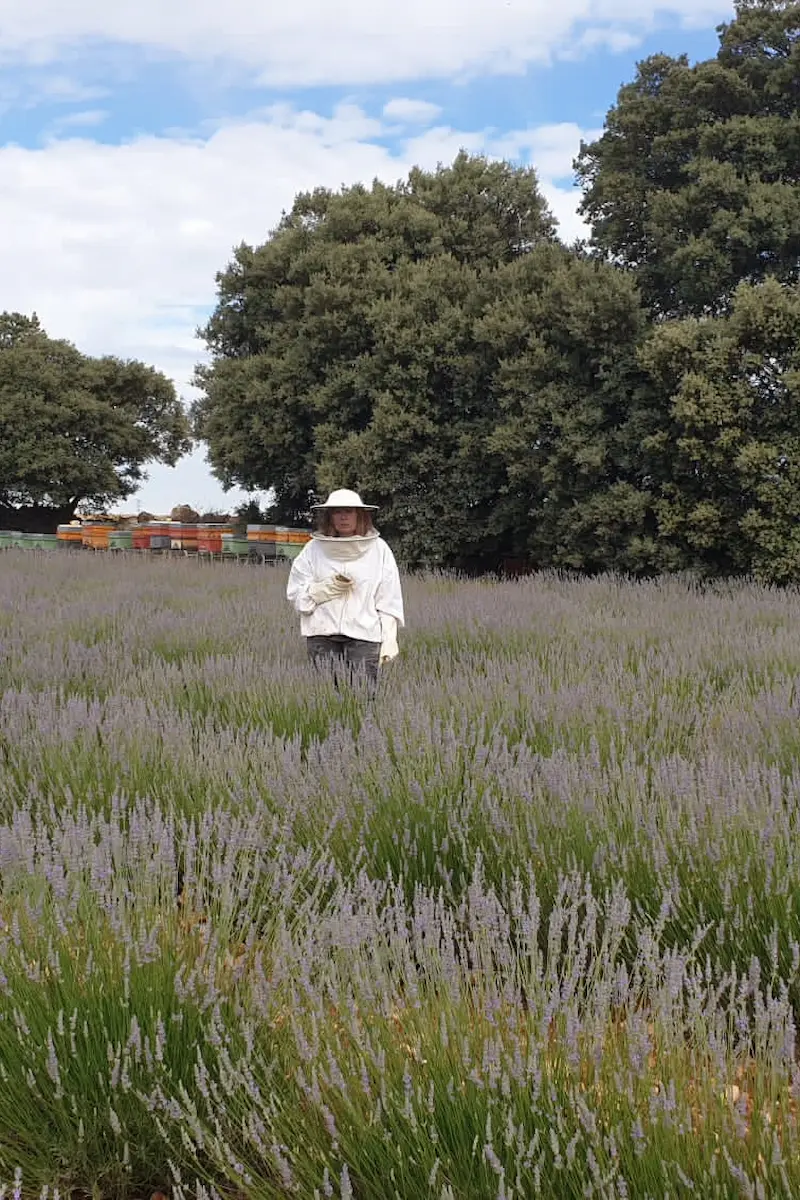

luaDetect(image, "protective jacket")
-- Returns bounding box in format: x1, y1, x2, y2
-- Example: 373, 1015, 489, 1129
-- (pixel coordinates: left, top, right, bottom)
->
286, 532, 404, 643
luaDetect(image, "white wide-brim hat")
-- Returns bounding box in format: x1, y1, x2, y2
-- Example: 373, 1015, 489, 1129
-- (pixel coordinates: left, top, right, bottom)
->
312, 488, 378, 511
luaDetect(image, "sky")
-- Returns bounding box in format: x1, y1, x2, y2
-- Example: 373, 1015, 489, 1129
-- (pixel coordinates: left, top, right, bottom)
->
0, 0, 734, 516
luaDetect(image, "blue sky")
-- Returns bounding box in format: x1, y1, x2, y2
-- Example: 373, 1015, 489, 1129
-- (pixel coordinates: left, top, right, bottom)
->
0, 0, 732, 514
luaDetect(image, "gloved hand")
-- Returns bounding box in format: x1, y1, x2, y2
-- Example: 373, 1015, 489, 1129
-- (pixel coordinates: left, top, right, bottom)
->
308, 574, 354, 606
380, 614, 399, 663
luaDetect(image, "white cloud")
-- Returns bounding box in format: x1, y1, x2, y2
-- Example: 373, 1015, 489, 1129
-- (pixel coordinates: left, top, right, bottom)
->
0, 106, 590, 512
492, 122, 603, 183
50, 108, 108, 129
0, 0, 734, 85
382, 98, 443, 125
35, 74, 109, 103
568, 27, 642, 56
0, 71, 108, 116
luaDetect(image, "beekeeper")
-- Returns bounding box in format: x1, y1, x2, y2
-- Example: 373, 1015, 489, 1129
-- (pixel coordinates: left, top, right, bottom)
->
286, 489, 405, 684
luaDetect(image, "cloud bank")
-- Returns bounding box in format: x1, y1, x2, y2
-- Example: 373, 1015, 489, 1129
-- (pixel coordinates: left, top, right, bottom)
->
1, 0, 731, 84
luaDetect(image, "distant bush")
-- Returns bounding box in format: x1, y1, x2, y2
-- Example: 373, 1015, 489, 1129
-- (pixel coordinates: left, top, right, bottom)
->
170, 504, 200, 523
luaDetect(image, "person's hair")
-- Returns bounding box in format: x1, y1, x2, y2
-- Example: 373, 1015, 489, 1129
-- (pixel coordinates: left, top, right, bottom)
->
316, 509, 376, 537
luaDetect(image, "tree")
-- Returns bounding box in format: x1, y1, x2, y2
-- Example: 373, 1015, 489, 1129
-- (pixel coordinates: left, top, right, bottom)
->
318, 245, 657, 572
481, 250, 660, 575
576, 1, 800, 318
0, 314, 191, 530
313, 251, 509, 567
638, 277, 800, 582
195, 154, 664, 570
193, 153, 557, 531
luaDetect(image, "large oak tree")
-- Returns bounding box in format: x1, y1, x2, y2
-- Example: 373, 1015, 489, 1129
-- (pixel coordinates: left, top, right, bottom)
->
194, 154, 652, 569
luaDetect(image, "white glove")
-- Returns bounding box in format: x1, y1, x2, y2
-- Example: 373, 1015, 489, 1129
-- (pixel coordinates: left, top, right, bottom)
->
308, 574, 354, 606
380, 614, 399, 663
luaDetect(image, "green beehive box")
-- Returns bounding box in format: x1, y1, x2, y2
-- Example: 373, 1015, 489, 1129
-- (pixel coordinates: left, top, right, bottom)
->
109, 530, 133, 551
0, 530, 13, 549
275, 540, 304, 561
222, 534, 251, 556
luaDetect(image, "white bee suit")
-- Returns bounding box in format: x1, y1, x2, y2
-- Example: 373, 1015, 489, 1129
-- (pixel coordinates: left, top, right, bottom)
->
286, 532, 405, 648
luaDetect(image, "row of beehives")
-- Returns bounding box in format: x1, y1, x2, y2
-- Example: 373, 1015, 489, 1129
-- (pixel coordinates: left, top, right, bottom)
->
0, 522, 312, 560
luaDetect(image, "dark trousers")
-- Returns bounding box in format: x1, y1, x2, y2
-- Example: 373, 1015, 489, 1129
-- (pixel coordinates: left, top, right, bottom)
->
306, 635, 380, 687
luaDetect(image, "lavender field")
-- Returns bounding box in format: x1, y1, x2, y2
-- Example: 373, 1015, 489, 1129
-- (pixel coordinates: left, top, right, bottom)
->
2, 552, 800, 1198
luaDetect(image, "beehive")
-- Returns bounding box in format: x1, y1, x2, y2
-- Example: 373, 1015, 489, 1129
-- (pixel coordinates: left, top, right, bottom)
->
222, 534, 251, 557
197, 524, 233, 554
57, 524, 84, 545
81, 522, 114, 551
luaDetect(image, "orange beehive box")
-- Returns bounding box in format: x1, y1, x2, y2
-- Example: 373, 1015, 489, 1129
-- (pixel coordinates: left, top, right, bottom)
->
57, 524, 83, 544
81, 522, 114, 550
246, 525, 278, 542
247, 525, 311, 544
197, 524, 233, 554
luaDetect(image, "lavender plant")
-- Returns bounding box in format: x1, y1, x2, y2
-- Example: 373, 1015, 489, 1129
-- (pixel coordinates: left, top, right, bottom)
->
2, 551, 800, 1196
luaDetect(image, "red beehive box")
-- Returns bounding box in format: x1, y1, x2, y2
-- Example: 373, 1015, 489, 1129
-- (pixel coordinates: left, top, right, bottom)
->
197, 524, 232, 554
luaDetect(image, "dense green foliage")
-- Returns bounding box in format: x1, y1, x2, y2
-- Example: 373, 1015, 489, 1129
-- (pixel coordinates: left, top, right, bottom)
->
640, 278, 800, 582
0, 313, 191, 529
193, 153, 558, 543
577, 0, 800, 320
194, 155, 657, 571
573, 0, 800, 580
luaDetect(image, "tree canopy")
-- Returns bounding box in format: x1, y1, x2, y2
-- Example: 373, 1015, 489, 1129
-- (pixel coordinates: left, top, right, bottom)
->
576, 0, 800, 319
0, 313, 190, 528
193, 153, 557, 527
313, 245, 654, 572
571, 0, 800, 581
195, 153, 658, 569
638, 277, 800, 582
